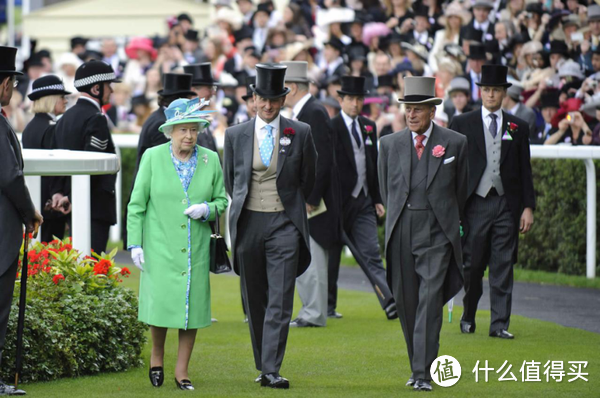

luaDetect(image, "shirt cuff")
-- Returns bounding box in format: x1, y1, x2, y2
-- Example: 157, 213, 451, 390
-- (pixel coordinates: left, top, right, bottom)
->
201, 201, 210, 223
127, 245, 141, 251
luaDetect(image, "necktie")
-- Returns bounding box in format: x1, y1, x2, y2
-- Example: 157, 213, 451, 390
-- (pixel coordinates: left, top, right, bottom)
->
489, 113, 498, 138
259, 125, 274, 167
415, 134, 426, 160
351, 119, 362, 148
0, 109, 6, 118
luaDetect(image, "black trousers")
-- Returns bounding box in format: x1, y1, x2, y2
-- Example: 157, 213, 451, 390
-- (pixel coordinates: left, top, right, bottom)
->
91, 219, 112, 255
0, 252, 19, 368
462, 194, 517, 334
237, 210, 300, 374
40, 214, 68, 243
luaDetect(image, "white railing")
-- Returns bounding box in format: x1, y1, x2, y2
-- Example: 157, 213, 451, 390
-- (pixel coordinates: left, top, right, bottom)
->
23, 149, 120, 255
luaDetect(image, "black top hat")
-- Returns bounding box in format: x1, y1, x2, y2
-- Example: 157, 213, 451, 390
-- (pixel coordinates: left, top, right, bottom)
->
131, 94, 151, 107
476, 64, 512, 88
28, 75, 71, 101
0, 46, 23, 76
157, 73, 197, 97
184, 29, 199, 42
325, 37, 344, 54
337, 76, 369, 97
74, 60, 120, 90
540, 89, 560, 109
461, 25, 483, 42
177, 13, 194, 24
469, 43, 487, 60
242, 76, 256, 101
70, 36, 88, 49
251, 63, 290, 99
526, 3, 544, 15
377, 74, 395, 88
234, 26, 254, 44
255, 2, 271, 16
183, 63, 220, 87
348, 46, 368, 62
549, 40, 569, 57
413, 4, 429, 18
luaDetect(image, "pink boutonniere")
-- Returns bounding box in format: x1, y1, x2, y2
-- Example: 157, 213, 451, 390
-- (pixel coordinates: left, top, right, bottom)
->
364, 125, 373, 134
284, 127, 295, 136
432, 145, 445, 158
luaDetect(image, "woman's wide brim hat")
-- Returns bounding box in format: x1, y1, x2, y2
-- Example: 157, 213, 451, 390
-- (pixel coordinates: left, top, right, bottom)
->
475, 64, 512, 88
397, 76, 443, 105
125, 37, 158, 61
28, 74, 72, 101
250, 63, 290, 99
0, 46, 23, 75
158, 97, 214, 133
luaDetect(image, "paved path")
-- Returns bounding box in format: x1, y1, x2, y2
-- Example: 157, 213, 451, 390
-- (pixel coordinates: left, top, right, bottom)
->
115, 252, 600, 334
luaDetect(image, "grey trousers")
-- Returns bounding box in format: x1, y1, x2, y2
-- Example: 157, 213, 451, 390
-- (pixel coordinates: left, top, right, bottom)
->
296, 237, 328, 326
462, 194, 517, 334
0, 252, 19, 368
388, 209, 452, 381
237, 210, 300, 374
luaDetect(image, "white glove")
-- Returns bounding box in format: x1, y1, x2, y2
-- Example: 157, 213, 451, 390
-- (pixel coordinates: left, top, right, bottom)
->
184, 203, 209, 220
131, 247, 145, 271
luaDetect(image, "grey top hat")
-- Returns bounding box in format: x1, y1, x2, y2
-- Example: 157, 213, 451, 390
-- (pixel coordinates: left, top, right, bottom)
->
472, 0, 494, 9
507, 84, 523, 101
589, 5, 600, 21
397, 77, 443, 105
448, 77, 470, 95
281, 61, 310, 83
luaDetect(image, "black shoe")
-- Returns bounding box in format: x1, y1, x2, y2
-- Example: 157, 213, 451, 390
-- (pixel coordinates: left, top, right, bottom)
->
260, 373, 290, 389
406, 377, 415, 387
0, 381, 26, 396
385, 303, 398, 320
254, 374, 263, 383
149, 366, 164, 387
175, 378, 195, 391
413, 379, 432, 391
328, 311, 343, 319
290, 318, 320, 328
490, 329, 514, 339
460, 320, 475, 334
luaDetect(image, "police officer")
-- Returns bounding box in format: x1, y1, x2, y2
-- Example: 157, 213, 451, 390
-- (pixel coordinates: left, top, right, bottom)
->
53, 60, 120, 254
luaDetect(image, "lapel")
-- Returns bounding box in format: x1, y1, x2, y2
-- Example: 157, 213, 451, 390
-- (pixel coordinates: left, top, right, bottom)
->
397, 128, 412, 189
426, 124, 449, 190
241, 118, 255, 189
473, 111, 486, 159
3, 116, 23, 169
357, 117, 371, 149
295, 96, 313, 121
500, 111, 512, 164
336, 114, 357, 172
276, 115, 289, 178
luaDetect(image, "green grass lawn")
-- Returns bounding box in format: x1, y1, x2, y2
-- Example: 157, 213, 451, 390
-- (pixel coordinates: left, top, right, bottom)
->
19, 267, 599, 397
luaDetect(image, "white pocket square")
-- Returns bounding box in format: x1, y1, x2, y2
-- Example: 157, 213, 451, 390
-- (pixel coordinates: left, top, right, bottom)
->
443, 156, 455, 164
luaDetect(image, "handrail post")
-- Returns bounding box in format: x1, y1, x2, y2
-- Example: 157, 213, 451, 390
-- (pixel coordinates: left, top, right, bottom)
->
584, 159, 597, 279
72, 175, 91, 255
24, 175, 41, 243
109, 145, 122, 243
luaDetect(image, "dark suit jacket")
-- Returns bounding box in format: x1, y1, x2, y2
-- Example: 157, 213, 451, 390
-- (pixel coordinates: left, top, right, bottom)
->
513, 103, 538, 141
0, 114, 36, 274
135, 107, 168, 173
449, 109, 535, 263
330, 113, 382, 205
224, 116, 317, 276
378, 124, 469, 303
53, 98, 117, 224
297, 96, 341, 248
196, 127, 222, 163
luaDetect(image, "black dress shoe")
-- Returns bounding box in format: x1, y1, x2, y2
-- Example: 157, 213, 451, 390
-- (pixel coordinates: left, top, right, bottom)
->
385, 303, 398, 320
405, 377, 415, 387
175, 378, 195, 391
0, 382, 26, 396
290, 318, 320, 328
328, 311, 343, 319
254, 374, 263, 383
490, 329, 514, 339
148, 366, 164, 387
260, 373, 290, 389
413, 379, 432, 391
460, 320, 475, 334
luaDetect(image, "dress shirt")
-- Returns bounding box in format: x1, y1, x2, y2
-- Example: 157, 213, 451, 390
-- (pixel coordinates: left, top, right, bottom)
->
255, 113, 280, 149
509, 103, 520, 115
481, 106, 503, 135
470, 70, 481, 101
292, 93, 312, 120
411, 122, 434, 148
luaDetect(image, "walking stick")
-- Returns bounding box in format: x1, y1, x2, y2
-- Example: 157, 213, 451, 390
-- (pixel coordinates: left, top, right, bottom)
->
14, 233, 30, 389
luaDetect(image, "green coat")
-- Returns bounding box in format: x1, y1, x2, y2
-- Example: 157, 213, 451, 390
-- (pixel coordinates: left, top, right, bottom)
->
127, 143, 228, 329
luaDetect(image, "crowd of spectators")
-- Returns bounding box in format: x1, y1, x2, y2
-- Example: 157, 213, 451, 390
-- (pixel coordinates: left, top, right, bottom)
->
8, 0, 600, 146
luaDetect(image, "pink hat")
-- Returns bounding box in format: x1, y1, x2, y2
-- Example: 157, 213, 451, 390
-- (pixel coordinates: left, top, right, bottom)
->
126, 37, 157, 61
362, 23, 392, 47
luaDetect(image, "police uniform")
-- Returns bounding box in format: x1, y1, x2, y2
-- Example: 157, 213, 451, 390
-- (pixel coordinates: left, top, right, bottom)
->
53, 60, 120, 254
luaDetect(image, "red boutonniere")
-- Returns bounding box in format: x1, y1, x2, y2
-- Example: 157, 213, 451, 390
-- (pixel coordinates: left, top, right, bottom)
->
508, 122, 518, 134
284, 127, 295, 136
432, 145, 446, 158
364, 125, 373, 134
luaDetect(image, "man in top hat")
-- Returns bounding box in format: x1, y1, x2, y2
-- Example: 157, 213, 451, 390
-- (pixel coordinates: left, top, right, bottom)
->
379, 76, 468, 392
463, 43, 487, 103
328, 75, 397, 320
184, 63, 220, 155
223, 63, 316, 388
234, 76, 256, 124
449, 64, 535, 340
252, 3, 271, 52
531, 89, 560, 144
444, 76, 474, 125
462, 0, 495, 43
135, 73, 197, 171
281, 61, 339, 328
503, 85, 537, 137
0, 46, 42, 397
53, 60, 120, 254
321, 38, 347, 82
225, 26, 255, 75
183, 29, 204, 64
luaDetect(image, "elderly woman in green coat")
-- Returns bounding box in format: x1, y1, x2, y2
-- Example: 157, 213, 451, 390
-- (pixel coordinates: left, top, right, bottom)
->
127, 97, 228, 391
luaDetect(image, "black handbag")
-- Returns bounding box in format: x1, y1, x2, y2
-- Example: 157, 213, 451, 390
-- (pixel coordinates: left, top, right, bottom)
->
210, 208, 232, 274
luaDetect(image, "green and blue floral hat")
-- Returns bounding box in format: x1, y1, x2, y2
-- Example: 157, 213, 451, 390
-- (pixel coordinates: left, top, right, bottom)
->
158, 97, 214, 133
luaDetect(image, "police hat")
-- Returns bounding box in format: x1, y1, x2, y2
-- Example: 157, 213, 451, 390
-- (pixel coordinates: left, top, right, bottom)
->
74, 60, 121, 90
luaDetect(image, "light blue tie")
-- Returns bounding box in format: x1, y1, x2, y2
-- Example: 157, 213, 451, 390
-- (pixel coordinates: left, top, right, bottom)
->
259, 125, 274, 167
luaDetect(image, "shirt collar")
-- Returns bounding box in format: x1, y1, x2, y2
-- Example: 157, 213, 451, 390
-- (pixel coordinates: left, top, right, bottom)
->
341, 110, 357, 127
411, 122, 434, 141
481, 106, 502, 122
80, 96, 101, 111
292, 93, 312, 119
509, 103, 520, 115
256, 113, 281, 132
